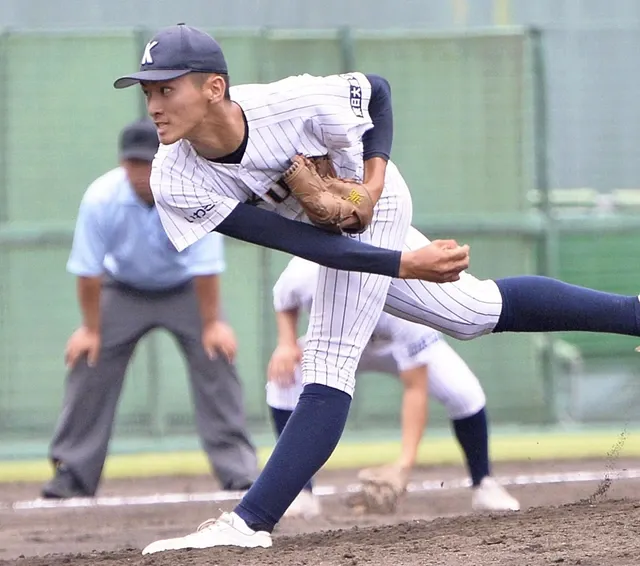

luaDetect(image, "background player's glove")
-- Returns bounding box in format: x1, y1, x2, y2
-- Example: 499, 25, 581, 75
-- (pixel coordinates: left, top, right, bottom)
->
282, 154, 374, 234
344, 463, 411, 515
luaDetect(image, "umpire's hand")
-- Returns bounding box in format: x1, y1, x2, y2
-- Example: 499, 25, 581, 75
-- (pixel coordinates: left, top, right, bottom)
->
202, 320, 237, 363
65, 326, 101, 369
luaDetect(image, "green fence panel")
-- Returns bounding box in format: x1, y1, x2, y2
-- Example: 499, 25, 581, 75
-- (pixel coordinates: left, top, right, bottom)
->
261, 30, 344, 81
0, 244, 79, 435
0, 30, 7, 223
0, 242, 153, 438
557, 232, 640, 356
206, 30, 264, 85
352, 29, 535, 219
4, 32, 141, 224
552, 230, 640, 426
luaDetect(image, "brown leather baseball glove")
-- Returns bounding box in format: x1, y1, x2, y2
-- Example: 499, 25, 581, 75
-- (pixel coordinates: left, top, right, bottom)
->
344, 463, 411, 515
281, 154, 374, 234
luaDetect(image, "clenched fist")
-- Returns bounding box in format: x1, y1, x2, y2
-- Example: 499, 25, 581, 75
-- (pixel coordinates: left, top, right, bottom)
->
399, 239, 470, 282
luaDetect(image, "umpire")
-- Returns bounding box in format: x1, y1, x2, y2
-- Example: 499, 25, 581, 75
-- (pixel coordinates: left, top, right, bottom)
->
42, 118, 258, 499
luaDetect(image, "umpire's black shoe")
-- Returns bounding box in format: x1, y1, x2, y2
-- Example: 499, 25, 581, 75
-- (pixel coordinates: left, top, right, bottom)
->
41, 463, 90, 499
222, 479, 253, 492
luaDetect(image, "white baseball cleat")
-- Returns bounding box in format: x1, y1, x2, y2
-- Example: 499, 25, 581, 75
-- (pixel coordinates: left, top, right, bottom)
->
141, 511, 272, 555
471, 477, 521, 512
283, 490, 322, 519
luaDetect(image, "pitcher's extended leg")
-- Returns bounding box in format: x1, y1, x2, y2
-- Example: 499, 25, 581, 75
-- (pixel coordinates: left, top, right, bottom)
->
385, 227, 640, 340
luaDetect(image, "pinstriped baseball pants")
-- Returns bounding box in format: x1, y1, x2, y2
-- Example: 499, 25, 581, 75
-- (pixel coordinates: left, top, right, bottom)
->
302, 161, 503, 396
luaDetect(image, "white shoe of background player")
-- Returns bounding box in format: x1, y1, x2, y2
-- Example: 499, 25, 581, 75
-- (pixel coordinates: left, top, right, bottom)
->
284, 490, 322, 519
141, 511, 272, 555
471, 477, 521, 511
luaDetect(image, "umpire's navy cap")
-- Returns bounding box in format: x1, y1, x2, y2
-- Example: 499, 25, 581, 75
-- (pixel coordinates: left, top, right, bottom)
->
113, 24, 228, 89
119, 119, 159, 162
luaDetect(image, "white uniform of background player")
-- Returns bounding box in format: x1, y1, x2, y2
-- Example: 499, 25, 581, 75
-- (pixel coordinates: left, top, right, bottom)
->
267, 254, 519, 517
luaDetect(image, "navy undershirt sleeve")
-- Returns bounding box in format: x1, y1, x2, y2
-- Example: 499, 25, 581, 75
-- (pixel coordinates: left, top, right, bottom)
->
215, 203, 401, 278
362, 74, 393, 161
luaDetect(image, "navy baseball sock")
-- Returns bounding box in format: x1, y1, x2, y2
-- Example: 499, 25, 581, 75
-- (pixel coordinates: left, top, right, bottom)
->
494, 276, 640, 335
269, 406, 313, 492
235, 384, 351, 532
452, 408, 490, 487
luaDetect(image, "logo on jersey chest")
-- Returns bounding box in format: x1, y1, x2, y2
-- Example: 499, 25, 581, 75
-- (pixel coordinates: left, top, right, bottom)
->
341, 74, 364, 118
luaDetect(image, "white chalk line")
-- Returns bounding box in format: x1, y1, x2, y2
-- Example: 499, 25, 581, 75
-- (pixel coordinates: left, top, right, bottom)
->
5, 467, 640, 512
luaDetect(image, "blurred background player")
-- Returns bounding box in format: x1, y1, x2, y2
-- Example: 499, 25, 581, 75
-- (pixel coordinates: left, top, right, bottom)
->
42, 118, 258, 499
266, 256, 520, 518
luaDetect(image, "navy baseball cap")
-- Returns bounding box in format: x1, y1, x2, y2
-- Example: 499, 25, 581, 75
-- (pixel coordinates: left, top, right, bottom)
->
119, 119, 159, 162
113, 23, 228, 89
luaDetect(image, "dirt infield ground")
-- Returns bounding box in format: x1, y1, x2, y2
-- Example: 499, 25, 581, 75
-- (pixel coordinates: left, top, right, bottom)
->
2, 458, 640, 566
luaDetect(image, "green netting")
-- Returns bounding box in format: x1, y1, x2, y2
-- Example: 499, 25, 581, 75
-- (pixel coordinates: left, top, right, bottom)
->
260, 32, 344, 81
4, 32, 141, 224
0, 31, 7, 223
206, 30, 264, 84
0, 244, 78, 435
353, 31, 533, 218
556, 232, 640, 356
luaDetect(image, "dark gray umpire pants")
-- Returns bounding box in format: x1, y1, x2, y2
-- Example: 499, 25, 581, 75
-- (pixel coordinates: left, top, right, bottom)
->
49, 278, 258, 495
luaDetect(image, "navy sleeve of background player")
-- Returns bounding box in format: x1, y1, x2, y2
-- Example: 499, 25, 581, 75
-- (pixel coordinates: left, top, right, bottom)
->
216, 204, 402, 278
362, 74, 393, 161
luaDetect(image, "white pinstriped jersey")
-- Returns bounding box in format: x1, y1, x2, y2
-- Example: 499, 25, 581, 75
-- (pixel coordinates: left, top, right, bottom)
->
151, 72, 374, 253
148, 68, 504, 398
273, 256, 443, 371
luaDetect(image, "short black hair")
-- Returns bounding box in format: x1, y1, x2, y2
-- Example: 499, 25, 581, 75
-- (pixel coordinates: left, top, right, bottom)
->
191, 72, 231, 99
